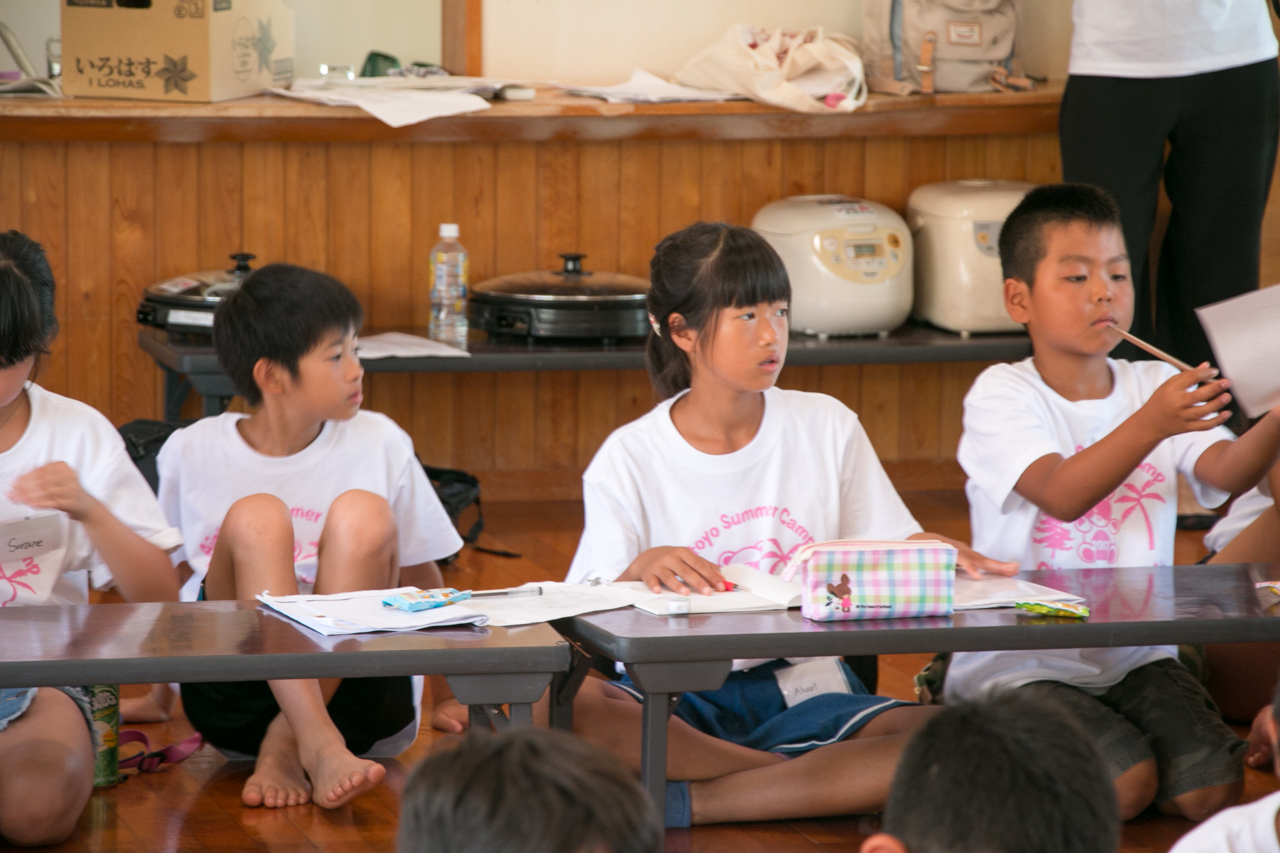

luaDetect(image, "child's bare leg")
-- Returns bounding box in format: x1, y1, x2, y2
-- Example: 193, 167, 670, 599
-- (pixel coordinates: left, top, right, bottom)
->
0, 688, 94, 845
290, 489, 399, 808
120, 683, 176, 723
1115, 758, 1158, 820
1158, 778, 1243, 822
688, 705, 940, 823
206, 492, 392, 809
564, 678, 782, 780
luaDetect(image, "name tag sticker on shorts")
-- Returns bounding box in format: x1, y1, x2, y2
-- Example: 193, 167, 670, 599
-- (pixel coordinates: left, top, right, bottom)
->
0, 514, 63, 561
774, 658, 853, 709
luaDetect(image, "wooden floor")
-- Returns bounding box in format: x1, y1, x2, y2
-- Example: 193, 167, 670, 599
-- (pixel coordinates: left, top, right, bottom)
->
41, 492, 1278, 853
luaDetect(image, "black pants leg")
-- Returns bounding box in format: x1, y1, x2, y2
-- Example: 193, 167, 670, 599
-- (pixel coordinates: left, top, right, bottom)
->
1060, 74, 1178, 359
1059, 61, 1280, 367
1156, 60, 1280, 368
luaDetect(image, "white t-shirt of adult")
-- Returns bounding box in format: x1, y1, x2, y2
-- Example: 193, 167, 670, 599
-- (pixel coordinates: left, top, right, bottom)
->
1170, 789, 1280, 853
946, 359, 1235, 701
1206, 481, 1275, 554
1070, 0, 1279, 78
158, 411, 464, 601
566, 387, 922, 585
0, 383, 182, 607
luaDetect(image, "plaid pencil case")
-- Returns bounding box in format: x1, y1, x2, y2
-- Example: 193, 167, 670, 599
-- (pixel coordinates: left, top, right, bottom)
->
778, 540, 956, 621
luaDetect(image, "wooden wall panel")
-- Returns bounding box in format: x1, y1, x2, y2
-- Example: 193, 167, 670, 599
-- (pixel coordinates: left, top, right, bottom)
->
109, 143, 156, 424
65, 143, 112, 416
9, 130, 1082, 498
21, 143, 68, 396
617, 140, 662, 278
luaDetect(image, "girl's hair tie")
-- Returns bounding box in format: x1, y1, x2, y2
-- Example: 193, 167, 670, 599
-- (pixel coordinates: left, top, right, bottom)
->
648, 312, 662, 337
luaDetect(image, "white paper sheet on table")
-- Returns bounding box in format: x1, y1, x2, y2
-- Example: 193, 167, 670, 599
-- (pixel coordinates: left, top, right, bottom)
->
453, 582, 653, 627
953, 576, 1085, 612
1196, 285, 1280, 418
357, 332, 469, 359
561, 69, 744, 103
267, 79, 490, 128
257, 587, 489, 636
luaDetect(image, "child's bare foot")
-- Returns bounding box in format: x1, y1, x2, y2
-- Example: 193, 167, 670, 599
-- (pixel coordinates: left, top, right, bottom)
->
120, 684, 175, 723
298, 734, 385, 809
243, 716, 312, 808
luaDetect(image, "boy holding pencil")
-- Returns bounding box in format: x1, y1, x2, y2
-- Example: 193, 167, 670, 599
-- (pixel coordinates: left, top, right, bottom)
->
945, 184, 1280, 823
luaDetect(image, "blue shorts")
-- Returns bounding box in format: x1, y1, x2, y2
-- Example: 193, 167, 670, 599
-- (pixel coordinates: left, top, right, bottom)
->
0, 686, 95, 744
616, 659, 911, 754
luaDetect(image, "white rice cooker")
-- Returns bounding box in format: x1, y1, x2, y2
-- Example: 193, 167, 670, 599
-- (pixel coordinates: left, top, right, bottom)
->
752, 195, 913, 337
908, 179, 1035, 336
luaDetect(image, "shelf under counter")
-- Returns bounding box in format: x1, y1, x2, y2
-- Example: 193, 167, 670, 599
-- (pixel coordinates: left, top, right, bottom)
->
138, 322, 1029, 419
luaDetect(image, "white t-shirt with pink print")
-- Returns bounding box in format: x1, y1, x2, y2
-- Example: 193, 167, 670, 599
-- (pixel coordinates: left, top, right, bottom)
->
157, 410, 463, 602
945, 358, 1234, 701
566, 387, 922, 585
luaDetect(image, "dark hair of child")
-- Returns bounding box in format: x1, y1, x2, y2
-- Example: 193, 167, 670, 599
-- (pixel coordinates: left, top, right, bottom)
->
397, 728, 661, 853
646, 221, 791, 399
0, 230, 59, 369
213, 263, 363, 406
998, 183, 1124, 286
883, 692, 1119, 853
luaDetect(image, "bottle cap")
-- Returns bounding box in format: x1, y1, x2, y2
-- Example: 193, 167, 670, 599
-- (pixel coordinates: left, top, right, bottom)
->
439, 223, 459, 238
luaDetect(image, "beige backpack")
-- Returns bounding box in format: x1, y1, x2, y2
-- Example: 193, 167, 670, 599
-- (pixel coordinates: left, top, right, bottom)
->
861, 0, 1033, 95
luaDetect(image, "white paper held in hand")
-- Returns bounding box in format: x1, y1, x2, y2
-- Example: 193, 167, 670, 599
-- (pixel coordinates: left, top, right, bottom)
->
1196, 285, 1280, 418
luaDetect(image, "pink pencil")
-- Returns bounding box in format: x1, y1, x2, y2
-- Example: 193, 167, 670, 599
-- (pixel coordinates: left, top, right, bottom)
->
1105, 324, 1194, 372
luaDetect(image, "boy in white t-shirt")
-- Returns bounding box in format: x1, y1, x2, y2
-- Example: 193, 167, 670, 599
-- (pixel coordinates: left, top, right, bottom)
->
157, 263, 463, 811
1172, 679, 1280, 853
0, 231, 182, 846
948, 184, 1280, 822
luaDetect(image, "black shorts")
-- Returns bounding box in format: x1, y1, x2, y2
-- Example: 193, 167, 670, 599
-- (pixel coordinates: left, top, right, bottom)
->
1018, 659, 1245, 803
181, 675, 415, 757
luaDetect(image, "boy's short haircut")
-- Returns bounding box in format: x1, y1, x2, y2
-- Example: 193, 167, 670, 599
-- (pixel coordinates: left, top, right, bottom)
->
213, 263, 363, 406
398, 729, 661, 853
0, 230, 59, 368
883, 692, 1119, 853
998, 183, 1124, 286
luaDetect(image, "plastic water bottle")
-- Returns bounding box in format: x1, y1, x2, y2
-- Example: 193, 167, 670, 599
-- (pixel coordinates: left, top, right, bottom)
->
429, 223, 469, 348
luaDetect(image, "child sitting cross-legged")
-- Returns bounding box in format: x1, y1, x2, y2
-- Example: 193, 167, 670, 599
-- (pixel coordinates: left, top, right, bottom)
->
945, 184, 1280, 822
859, 693, 1120, 853
158, 263, 463, 809
398, 728, 662, 853
433, 222, 1017, 825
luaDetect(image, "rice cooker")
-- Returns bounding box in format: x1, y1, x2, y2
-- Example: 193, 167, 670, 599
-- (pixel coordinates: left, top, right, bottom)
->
752, 195, 913, 337
908, 180, 1035, 336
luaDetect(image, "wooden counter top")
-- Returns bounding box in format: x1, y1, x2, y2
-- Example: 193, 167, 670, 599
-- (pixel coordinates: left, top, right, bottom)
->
0, 84, 1062, 143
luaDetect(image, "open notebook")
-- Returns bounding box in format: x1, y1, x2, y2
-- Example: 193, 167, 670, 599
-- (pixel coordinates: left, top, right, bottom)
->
633, 565, 803, 616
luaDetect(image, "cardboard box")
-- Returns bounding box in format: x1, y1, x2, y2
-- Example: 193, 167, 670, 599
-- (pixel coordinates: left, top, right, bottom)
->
61, 0, 294, 102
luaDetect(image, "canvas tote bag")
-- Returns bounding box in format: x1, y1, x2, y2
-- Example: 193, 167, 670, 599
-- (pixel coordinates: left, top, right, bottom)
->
674, 25, 868, 113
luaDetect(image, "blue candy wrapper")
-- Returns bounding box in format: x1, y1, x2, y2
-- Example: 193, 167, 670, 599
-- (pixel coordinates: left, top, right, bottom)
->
382, 588, 472, 612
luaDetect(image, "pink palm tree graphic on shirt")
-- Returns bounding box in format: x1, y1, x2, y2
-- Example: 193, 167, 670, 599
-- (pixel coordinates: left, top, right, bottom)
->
1032, 516, 1074, 557
718, 539, 800, 575
1113, 476, 1166, 551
